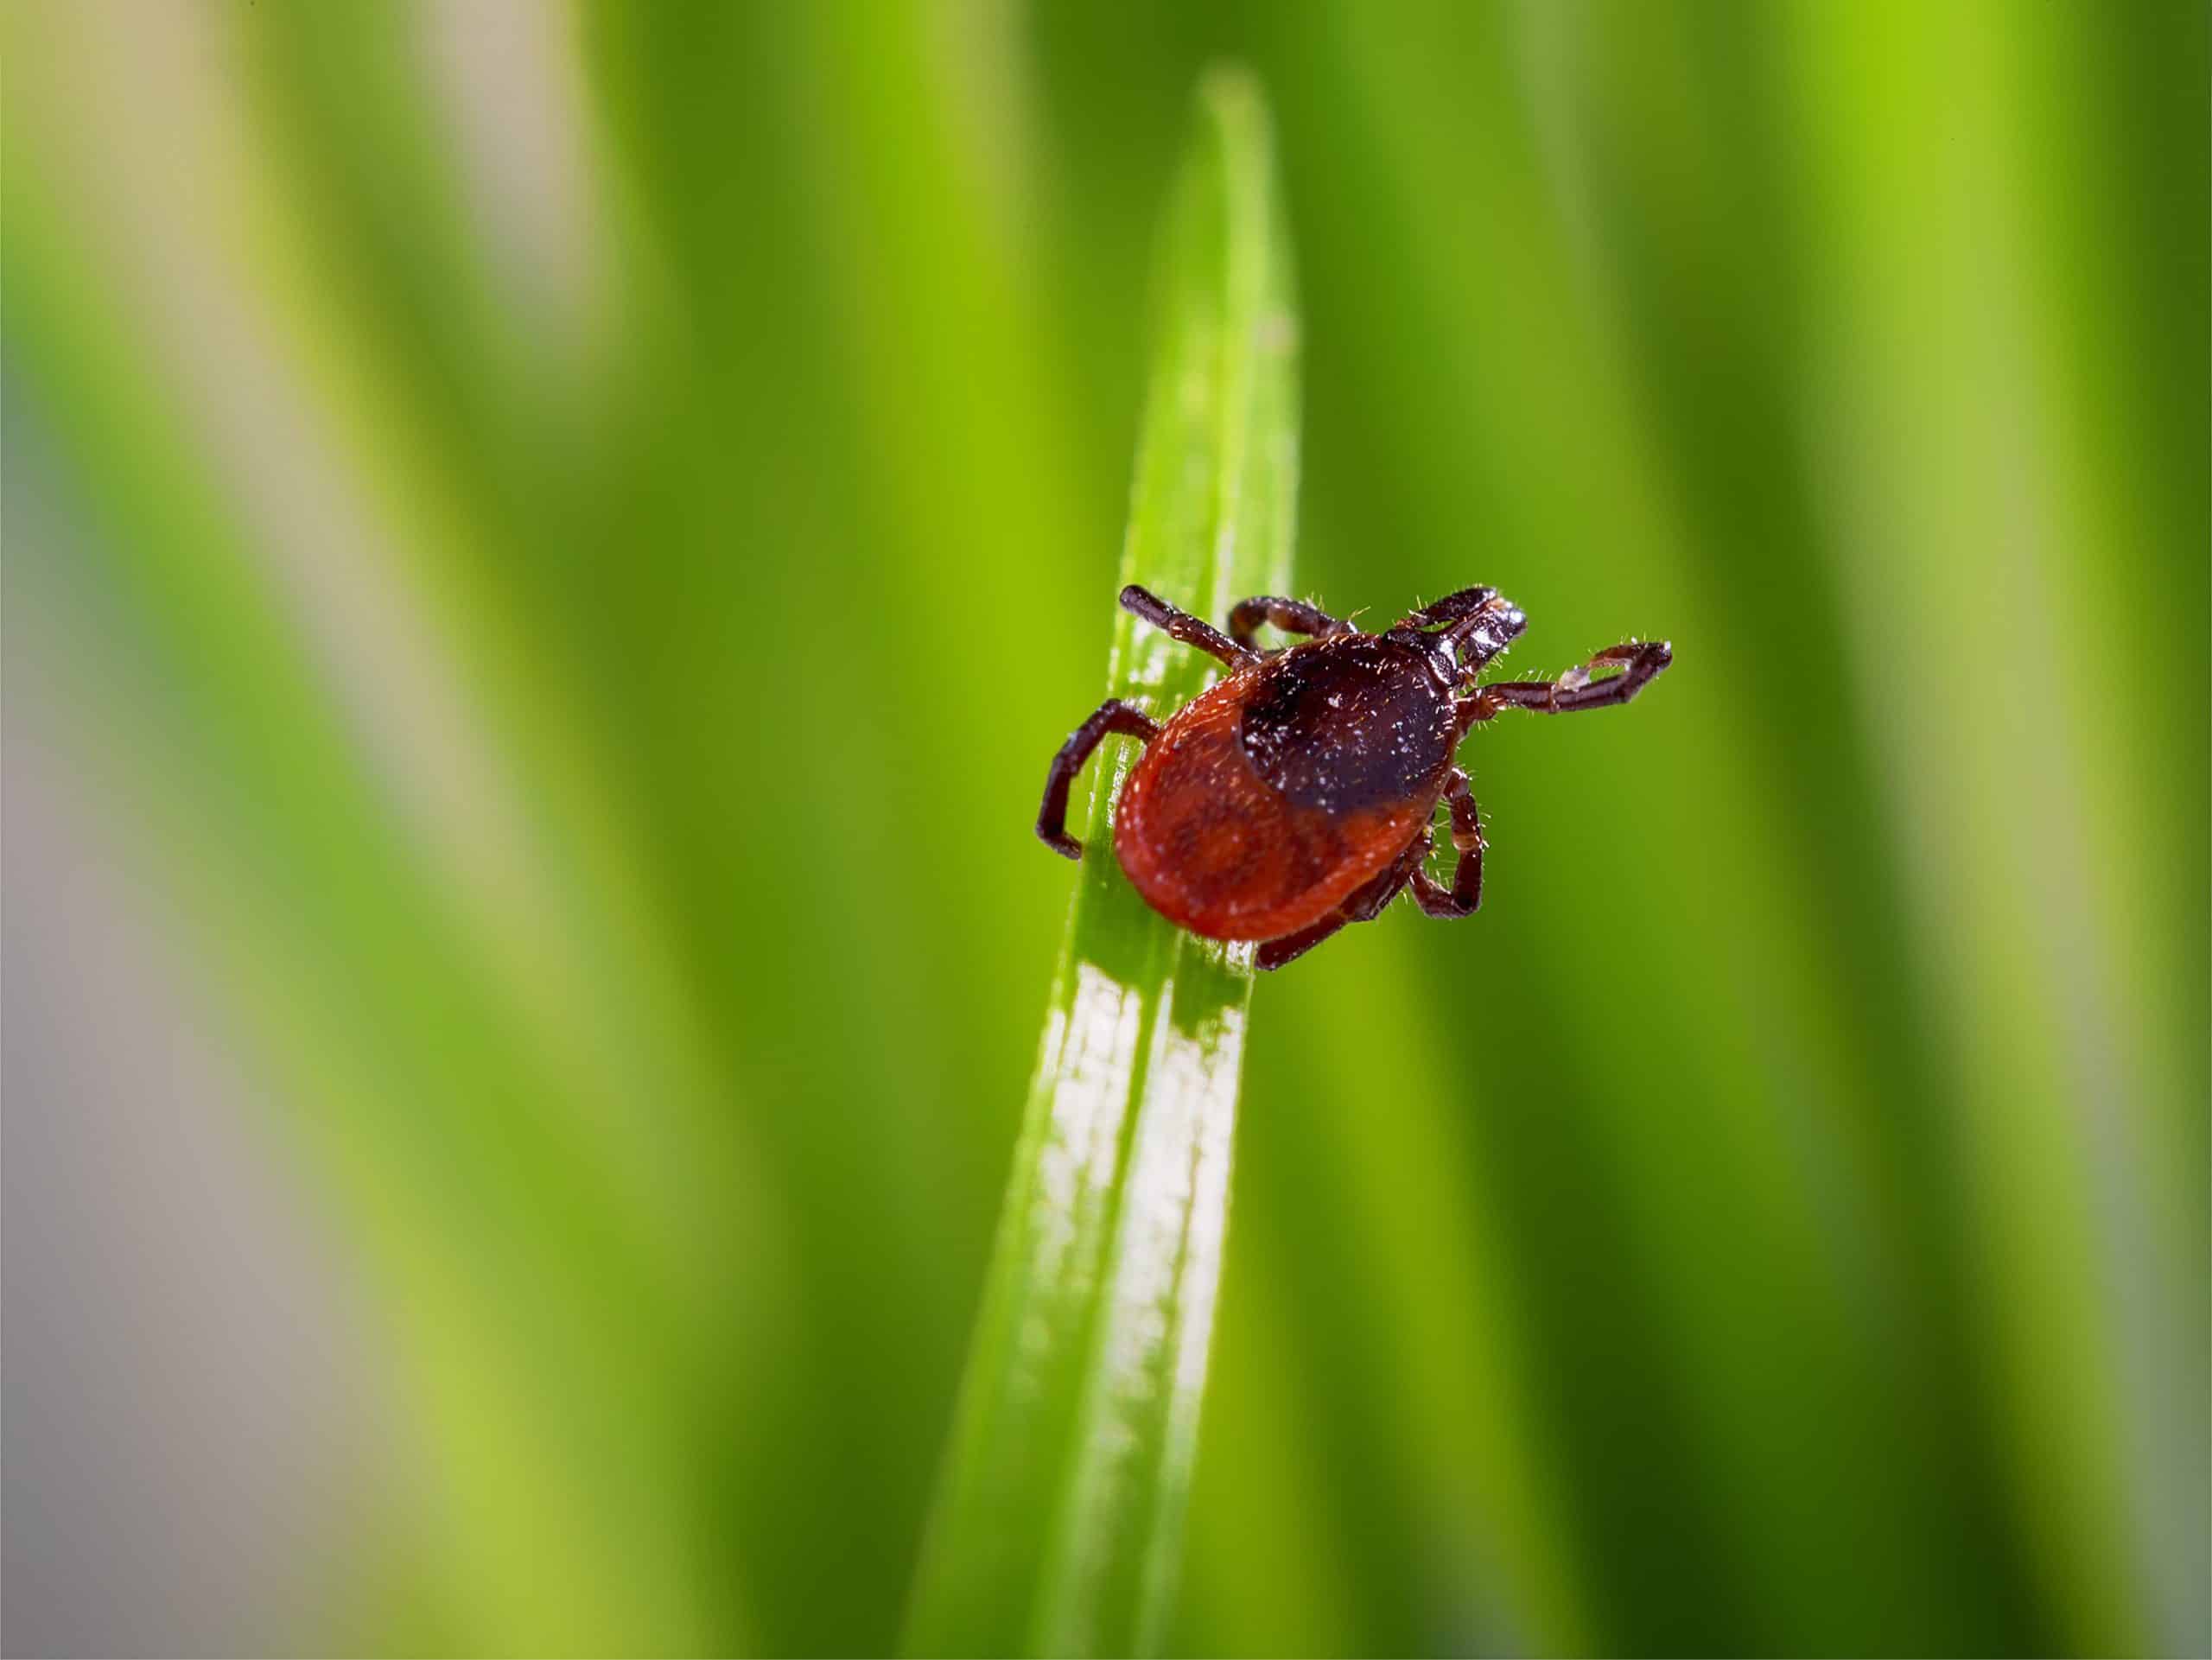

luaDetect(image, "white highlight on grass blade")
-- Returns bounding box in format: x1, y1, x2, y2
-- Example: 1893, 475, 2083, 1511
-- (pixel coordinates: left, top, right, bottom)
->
1039, 964, 1249, 1654
1021, 966, 1147, 1382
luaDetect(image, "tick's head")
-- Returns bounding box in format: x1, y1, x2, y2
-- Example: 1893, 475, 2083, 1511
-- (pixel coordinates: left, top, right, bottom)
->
1440, 593, 1526, 671
1391, 588, 1527, 683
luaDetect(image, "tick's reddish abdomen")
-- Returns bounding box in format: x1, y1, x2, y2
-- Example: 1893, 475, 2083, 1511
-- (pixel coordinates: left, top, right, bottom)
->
1114, 634, 1459, 941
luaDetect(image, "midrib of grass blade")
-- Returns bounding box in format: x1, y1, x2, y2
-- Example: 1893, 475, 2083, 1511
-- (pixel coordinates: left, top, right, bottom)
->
903, 67, 1297, 1659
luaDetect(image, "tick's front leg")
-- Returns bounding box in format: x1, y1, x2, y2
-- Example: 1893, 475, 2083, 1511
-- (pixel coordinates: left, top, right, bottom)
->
1035, 699, 1160, 859
1465, 639, 1672, 722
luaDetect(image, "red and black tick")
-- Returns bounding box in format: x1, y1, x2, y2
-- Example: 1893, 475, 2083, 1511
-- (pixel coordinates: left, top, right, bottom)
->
1036, 583, 1672, 970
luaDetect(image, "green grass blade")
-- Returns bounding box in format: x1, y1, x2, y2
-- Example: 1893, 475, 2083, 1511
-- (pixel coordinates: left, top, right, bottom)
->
902, 66, 1297, 1660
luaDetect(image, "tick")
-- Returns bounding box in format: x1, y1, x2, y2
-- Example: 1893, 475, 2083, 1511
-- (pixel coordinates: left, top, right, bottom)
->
1035, 583, 1672, 970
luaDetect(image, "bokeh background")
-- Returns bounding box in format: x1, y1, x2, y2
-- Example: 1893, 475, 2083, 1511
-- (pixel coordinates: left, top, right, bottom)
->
3, 3, 2205, 1655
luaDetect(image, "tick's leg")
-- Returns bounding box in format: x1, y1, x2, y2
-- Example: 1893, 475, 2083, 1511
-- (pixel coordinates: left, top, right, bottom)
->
1036, 699, 1160, 860
1256, 837, 1428, 970
1466, 639, 1672, 722
1121, 584, 1255, 670
1255, 911, 1351, 972
1410, 769, 1484, 918
1226, 595, 1351, 653
1346, 835, 1431, 923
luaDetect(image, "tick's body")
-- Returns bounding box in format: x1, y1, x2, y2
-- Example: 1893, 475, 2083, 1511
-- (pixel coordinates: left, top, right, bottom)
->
1116, 634, 1453, 941
1037, 583, 1671, 970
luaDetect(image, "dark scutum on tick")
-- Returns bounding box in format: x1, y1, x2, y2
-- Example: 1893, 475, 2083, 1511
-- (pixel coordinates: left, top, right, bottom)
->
1036, 582, 1671, 970
1239, 635, 1458, 812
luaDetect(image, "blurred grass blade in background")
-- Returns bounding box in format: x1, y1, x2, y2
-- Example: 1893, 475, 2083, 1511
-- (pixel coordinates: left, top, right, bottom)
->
903, 67, 1299, 1659
4, 3, 2202, 1654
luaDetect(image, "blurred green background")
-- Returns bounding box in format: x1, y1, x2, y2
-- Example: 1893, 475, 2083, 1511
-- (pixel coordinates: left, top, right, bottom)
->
3, 2, 2204, 1655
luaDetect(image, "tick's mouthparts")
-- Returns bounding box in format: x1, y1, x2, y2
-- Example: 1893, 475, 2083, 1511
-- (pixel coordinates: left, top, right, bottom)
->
1441, 597, 1526, 658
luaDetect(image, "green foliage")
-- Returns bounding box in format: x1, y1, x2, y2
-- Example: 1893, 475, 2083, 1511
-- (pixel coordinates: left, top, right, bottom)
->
2, 3, 2203, 1657
904, 70, 1295, 1658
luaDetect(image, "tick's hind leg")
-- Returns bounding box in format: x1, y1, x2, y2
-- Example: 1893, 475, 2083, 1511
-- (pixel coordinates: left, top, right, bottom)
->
1121, 585, 1255, 670
1410, 768, 1484, 919
1466, 639, 1672, 722
1256, 835, 1430, 971
1036, 699, 1160, 859
1255, 913, 1351, 972
1226, 595, 1351, 654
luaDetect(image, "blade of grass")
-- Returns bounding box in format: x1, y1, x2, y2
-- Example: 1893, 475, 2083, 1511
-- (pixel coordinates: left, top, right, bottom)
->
902, 67, 1297, 1659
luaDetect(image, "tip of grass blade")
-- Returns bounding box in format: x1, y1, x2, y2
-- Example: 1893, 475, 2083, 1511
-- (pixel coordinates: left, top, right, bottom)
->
903, 70, 1298, 1658
1196, 60, 1264, 123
